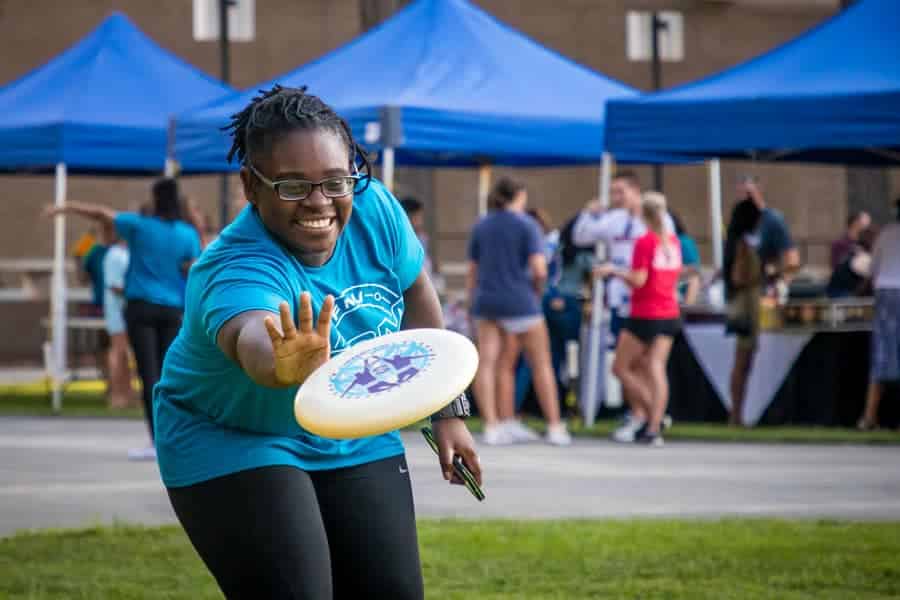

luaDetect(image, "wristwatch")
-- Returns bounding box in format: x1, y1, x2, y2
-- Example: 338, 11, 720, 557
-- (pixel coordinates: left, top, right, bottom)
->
430, 392, 471, 421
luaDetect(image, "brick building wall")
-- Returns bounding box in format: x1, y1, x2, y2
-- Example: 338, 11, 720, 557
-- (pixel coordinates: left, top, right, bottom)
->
0, 0, 897, 361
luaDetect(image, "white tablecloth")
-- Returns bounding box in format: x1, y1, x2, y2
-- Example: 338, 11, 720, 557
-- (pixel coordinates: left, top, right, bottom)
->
682, 324, 813, 425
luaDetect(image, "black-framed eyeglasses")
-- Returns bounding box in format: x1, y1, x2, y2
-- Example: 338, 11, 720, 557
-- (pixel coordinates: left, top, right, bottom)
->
247, 163, 360, 202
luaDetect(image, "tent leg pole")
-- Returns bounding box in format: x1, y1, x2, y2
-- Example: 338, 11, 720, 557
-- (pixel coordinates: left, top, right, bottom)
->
582, 153, 614, 426
583, 284, 600, 427
477, 165, 492, 217
583, 252, 606, 428
382, 147, 395, 192
708, 159, 723, 270
52, 163, 68, 414
164, 117, 177, 177
599, 152, 612, 210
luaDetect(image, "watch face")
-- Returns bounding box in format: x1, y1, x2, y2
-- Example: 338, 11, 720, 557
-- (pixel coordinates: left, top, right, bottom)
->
453, 395, 471, 416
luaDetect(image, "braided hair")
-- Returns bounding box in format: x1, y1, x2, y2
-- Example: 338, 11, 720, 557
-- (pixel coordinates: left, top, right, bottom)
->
224, 85, 371, 192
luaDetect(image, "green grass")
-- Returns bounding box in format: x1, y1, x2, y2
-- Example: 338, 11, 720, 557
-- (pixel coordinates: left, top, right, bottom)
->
568, 419, 900, 444
1, 520, 898, 599
0, 384, 898, 443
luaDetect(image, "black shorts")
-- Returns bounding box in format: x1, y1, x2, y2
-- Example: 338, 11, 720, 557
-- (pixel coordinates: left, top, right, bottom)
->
166, 455, 423, 600
622, 317, 682, 344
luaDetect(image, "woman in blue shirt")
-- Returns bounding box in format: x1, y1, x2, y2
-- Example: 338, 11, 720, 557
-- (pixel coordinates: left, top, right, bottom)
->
467, 178, 571, 447
46, 178, 201, 460
670, 211, 701, 305
155, 86, 479, 599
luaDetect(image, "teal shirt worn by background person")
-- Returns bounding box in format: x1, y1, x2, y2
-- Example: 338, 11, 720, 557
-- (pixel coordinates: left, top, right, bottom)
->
113, 213, 201, 308
678, 234, 700, 266
154, 179, 425, 488
82, 244, 109, 308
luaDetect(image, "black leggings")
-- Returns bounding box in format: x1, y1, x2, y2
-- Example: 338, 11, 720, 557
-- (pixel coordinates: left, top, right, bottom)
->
124, 299, 182, 440
167, 456, 424, 600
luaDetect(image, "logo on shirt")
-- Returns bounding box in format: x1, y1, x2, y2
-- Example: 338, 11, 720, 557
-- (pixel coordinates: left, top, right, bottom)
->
328, 340, 434, 399
653, 245, 682, 270
330, 284, 404, 354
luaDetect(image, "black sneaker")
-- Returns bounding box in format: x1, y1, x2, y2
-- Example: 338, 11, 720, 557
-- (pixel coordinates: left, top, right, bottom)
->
662, 414, 673, 431
632, 421, 648, 440
635, 429, 664, 447
632, 417, 671, 440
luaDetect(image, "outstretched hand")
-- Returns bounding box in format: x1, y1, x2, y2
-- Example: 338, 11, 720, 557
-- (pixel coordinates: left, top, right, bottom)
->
263, 292, 335, 387
42, 205, 64, 219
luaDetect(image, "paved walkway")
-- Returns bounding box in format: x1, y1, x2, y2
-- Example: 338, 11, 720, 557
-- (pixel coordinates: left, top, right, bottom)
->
2, 417, 899, 537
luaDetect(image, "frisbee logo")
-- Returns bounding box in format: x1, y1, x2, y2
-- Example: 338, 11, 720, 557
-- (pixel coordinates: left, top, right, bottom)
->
329, 340, 434, 399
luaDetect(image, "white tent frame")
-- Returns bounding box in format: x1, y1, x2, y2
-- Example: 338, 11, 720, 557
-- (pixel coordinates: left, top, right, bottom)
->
49, 162, 68, 413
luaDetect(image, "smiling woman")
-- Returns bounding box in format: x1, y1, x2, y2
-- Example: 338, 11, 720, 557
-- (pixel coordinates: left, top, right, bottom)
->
153, 85, 481, 599
226, 88, 368, 266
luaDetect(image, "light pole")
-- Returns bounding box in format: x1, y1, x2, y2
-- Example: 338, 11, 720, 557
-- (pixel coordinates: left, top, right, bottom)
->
650, 12, 667, 192
218, 0, 236, 230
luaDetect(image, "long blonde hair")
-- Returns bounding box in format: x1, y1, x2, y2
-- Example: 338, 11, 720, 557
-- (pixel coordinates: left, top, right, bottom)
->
641, 191, 669, 240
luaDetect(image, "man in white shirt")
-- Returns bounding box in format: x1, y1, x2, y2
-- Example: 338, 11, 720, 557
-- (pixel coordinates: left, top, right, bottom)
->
858, 197, 900, 430
572, 170, 674, 441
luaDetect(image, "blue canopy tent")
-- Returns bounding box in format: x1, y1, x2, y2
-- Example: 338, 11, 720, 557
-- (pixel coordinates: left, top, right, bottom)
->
0, 12, 233, 174
0, 12, 233, 409
174, 0, 672, 179
174, 0, 681, 425
605, 0, 900, 272
605, 0, 900, 166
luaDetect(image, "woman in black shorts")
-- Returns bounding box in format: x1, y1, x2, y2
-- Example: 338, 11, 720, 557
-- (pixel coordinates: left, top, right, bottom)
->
594, 192, 682, 446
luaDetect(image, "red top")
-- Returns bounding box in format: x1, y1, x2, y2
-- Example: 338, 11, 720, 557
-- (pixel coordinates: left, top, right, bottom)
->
629, 232, 682, 319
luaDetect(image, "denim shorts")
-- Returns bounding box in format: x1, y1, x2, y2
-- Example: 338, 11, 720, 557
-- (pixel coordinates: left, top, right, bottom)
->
476, 315, 544, 335
104, 294, 127, 335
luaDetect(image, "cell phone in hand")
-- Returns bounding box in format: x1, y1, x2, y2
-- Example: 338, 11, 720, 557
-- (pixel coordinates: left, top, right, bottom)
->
421, 427, 485, 502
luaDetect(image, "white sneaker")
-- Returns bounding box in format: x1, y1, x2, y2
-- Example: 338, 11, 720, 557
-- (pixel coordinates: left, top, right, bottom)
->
502, 419, 540, 443
612, 415, 646, 443
482, 424, 514, 446
545, 423, 572, 446
128, 446, 157, 461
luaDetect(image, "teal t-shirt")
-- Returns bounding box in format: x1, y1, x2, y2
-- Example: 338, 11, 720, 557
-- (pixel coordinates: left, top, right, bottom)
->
678, 233, 701, 266
113, 213, 201, 308
154, 179, 425, 488
82, 244, 109, 308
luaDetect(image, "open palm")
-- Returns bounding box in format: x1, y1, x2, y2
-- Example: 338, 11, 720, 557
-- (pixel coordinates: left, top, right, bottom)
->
264, 292, 335, 387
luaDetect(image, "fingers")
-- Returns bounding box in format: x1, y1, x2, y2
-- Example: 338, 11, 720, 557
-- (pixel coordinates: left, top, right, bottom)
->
278, 296, 303, 340
297, 292, 313, 333
263, 315, 283, 348
274, 294, 331, 343
438, 438, 454, 483
317, 295, 334, 338
279, 301, 297, 339
459, 446, 483, 486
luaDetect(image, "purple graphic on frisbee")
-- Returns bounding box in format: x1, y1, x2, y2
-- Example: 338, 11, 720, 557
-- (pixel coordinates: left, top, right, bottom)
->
329, 340, 434, 399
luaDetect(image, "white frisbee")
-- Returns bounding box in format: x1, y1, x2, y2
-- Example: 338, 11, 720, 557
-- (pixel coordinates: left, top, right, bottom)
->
294, 328, 479, 439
